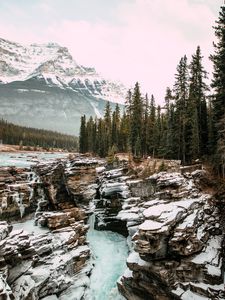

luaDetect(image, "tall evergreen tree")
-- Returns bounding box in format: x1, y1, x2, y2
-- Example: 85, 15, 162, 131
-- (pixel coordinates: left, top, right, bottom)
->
173, 55, 189, 164
210, 6, 225, 176
119, 111, 130, 152
86, 116, 95, 152
104, 101, 112, 153
164, 87, 174, 158
148, 95, 156, 156
142, 94, 149, 156
112, 104, 120, 147
130, 82, 143, 156
79, 115, 87, 153
188, 46, 208, 161
97, 118, 107, 157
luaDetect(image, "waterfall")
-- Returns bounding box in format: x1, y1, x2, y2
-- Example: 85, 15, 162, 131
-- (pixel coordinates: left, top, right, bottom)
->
88, 213, 95, 230
12, 192, 25, 218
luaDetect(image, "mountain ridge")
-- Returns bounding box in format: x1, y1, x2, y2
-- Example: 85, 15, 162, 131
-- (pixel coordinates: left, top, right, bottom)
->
0, 37, 125, 135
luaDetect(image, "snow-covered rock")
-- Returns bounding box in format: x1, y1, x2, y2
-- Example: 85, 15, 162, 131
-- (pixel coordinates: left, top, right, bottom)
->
0, 154, 104, 299
117, 171, 224, 299
0, 209, 90, 299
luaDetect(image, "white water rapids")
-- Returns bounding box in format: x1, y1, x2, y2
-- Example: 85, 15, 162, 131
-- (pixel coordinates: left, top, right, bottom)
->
87, 214, 128, 300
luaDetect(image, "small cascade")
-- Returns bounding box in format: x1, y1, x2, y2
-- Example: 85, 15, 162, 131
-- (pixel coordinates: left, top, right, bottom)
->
26, 171, 40, 201
34, 185, 48, 224
12, 192, 25, 218
25, 170, 49, 225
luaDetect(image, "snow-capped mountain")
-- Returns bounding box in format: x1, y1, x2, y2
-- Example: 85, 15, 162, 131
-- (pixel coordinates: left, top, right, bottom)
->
0, 38, 126, 134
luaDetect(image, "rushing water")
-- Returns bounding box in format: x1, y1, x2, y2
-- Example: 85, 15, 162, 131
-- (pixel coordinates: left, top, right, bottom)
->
0, 152, 69, 167
2, 153, 129, 299
12, 214, 128, 300
87, 214, 128, 300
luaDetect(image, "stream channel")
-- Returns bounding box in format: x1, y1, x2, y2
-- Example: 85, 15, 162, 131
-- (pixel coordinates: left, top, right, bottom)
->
3, 152, 129, 299
13, 213, 128, 299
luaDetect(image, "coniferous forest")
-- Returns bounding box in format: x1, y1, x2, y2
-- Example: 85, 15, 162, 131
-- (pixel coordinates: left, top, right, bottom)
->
0, 119, 78, 151
79, 7, 225, 176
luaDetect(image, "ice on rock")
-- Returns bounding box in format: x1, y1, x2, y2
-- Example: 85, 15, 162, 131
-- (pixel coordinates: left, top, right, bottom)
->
42, 296, 58, 300
96, 166, 106, 173
142, 198, 200, 226
12, 192, 25, 218
122, 268, 133, 279
139, 220, 166, 231
127, 251, 149, 267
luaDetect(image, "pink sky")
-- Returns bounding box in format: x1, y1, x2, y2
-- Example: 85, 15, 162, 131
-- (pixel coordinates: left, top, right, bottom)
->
0, 0, 222, 103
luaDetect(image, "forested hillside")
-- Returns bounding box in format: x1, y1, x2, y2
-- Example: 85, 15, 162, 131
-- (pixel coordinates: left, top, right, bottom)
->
79, 6, 225, 177
0, 119, 78, 151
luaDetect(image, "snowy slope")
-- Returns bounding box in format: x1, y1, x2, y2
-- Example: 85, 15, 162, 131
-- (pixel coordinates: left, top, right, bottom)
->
0, 37, 126, 104
0, 37, 126, 135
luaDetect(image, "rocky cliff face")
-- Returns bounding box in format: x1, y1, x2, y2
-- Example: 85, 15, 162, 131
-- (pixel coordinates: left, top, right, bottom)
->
1, 155, 224, 299
0, 155, 104, 299
95, 167, 224, 299
0, 37, 125, 134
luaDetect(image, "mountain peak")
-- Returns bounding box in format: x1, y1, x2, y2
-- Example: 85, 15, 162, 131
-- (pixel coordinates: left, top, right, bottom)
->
30, 42, 61, 48
0, 37, 126, 104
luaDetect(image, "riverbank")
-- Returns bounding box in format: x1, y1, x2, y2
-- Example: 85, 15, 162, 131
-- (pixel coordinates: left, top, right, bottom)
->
0, 143, 72, 153
0, 154, 224, 299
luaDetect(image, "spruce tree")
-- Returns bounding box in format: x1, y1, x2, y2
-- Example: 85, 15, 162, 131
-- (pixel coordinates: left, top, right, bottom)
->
86, 116, 95, 152
148, 95, 156, 157
130, 82, 143, 156
173, 55, 189, 164
210, 6, 225, 176
119, 111, 130, 152
188, 46, 208, 161
112, 104, 120, 147
79, 115, 87, 153
142, 94, 149, 156
164, 87, 174, 158
104, 101, 112, 154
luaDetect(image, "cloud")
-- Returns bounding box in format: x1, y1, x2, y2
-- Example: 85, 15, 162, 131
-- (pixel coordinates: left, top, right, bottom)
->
39, 2, 52, 13
0, 0, 220, 102
46, 0, 217, 101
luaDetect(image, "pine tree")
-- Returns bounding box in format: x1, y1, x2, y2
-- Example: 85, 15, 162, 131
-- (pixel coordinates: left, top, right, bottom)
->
173, 55, 189, 164
97, 118, 107, 157
207, 96, 216, 155
164, 87, 174, 158
104, 101, 112, 154
148, 95, 156, 156
188, 46, 208, 161
210, 6, 225, 176
79, 115, 87, 153
112, 104, 120, 147
130, 82, 143, 156
142, 94, 149, 156
86, 116, 95, 152
119, 111, 130, 152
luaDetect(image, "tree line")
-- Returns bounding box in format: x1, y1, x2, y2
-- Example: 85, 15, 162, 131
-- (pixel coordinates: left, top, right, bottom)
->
0, 119, 78, 151
79, 6, 225, 176
79, 46, 209, 161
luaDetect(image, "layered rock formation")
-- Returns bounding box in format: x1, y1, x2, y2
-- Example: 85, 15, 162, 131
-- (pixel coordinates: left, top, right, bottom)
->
0, 155, 104, 299
95, 166, 224, 299
0, 217, 90, 299
94, 168, 130, 236
1, 154, 224, 299
66, 157, 102, 203
0, 166, 36, 220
